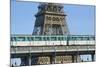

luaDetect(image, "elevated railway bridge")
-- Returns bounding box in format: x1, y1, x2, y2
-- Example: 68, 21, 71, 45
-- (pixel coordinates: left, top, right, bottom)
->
11, 35, 95, 66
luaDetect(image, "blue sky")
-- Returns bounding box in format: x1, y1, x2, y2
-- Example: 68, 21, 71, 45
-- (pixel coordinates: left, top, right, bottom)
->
11, 0, 95, 35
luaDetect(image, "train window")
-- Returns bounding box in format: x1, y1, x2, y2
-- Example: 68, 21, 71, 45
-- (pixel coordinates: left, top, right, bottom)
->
30, 37, 34, 41
69, 37, 76, 40
76, 37, 82, 40
16, 37, 25, 41
82, 37, 88, 40
64, 37, 67, 40
51, 37, 57, 41
35, 37, 42, 41
86, 37, 90, 40
93, 37, 95, 40
80, 37, 84, 40
90, 37, 95, 40
58, 37, 64, 41
61, 37, 64, 40
42, 37, 50, 41
58, 37, 61, 40
62, 37, 65, 40
47, 37, 50, 41
69, 37, 71, 40
43, 37, 47, 41
26, 37, 31, 41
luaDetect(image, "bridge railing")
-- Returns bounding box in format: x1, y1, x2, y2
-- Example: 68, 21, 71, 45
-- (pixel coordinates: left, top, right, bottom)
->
11, 45, 95, 54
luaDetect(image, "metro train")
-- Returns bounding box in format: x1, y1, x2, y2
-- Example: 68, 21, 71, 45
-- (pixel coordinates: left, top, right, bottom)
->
11, 35, 95, 46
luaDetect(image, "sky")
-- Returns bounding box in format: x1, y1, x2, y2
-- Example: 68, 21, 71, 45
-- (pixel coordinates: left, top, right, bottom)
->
11, 0, 95, 66
11, 0, 95, 35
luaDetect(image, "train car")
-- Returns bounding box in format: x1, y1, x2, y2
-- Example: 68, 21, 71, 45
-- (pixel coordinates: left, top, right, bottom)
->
11, 35, 95, 46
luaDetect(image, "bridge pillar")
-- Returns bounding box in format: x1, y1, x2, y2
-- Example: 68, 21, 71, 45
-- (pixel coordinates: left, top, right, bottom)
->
91, 54, 95, 61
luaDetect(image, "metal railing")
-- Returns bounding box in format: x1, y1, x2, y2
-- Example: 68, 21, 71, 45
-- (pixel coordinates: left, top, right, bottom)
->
11, 45, 95, 54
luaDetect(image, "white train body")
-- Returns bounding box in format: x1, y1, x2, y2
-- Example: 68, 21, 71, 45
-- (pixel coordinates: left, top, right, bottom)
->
11, 35, 95, 46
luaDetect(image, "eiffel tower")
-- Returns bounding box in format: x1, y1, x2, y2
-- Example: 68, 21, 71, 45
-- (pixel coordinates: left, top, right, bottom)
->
33, 3, 69, 35
31, 3, 76, 65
